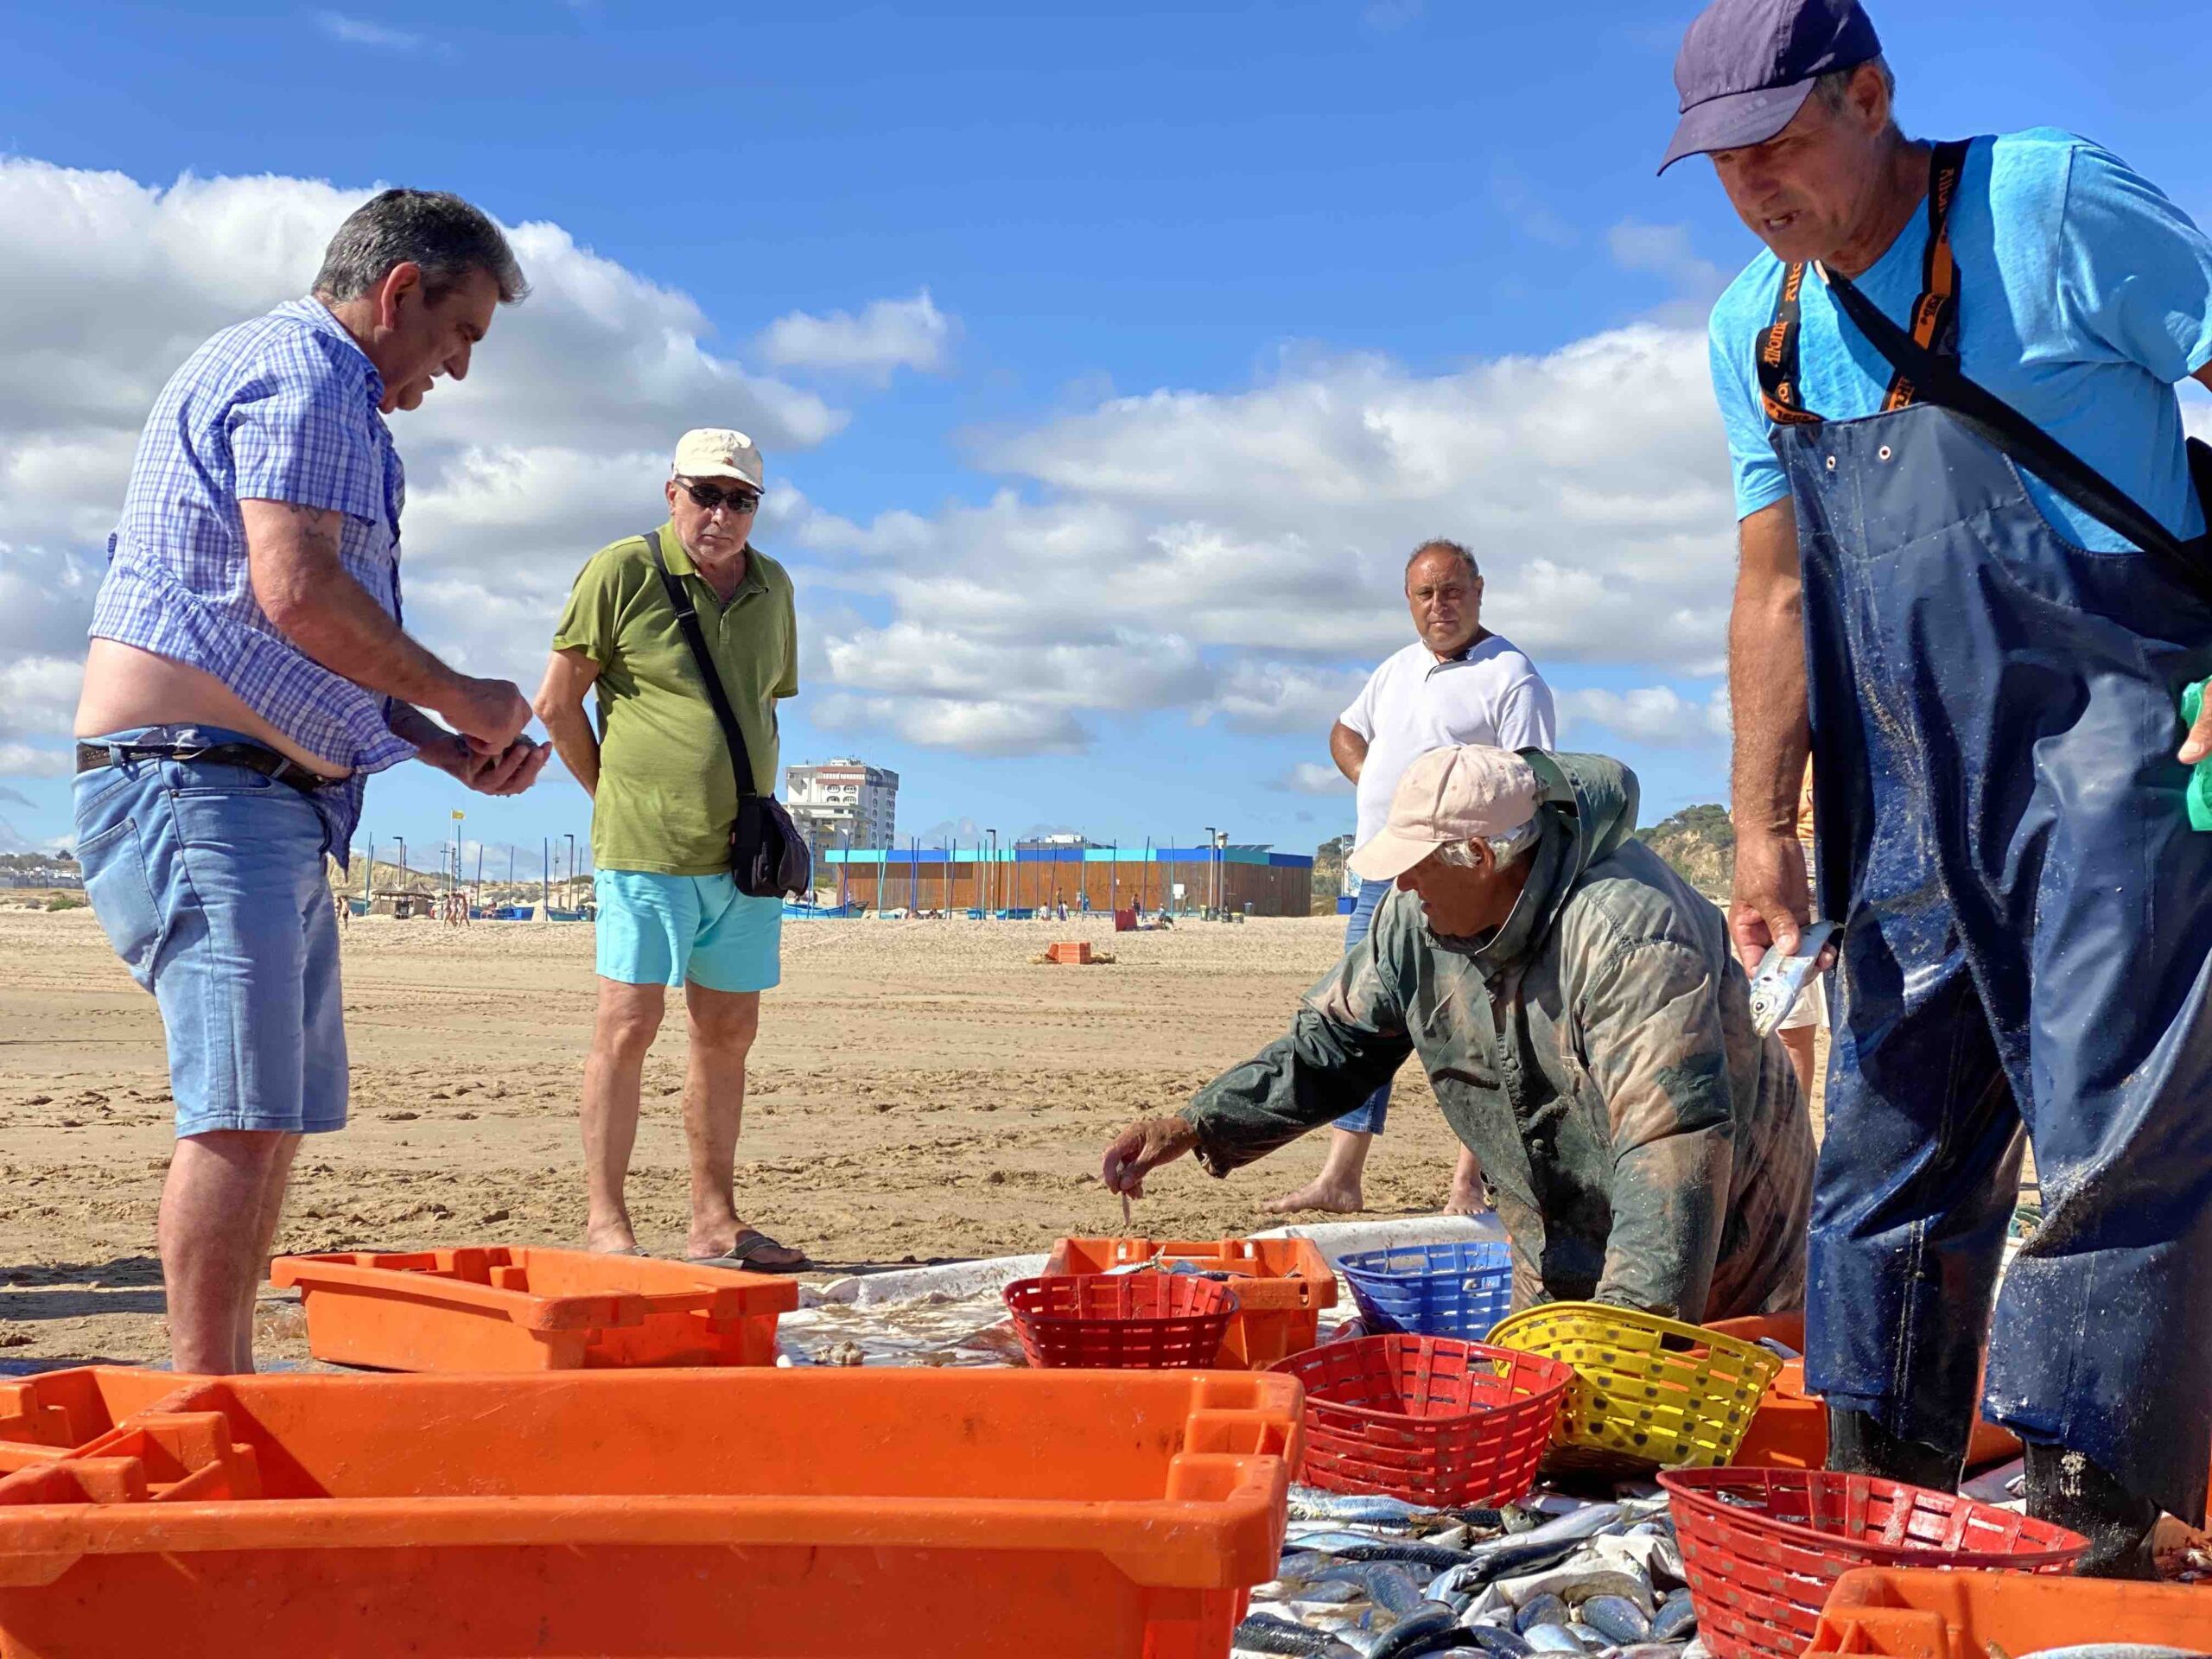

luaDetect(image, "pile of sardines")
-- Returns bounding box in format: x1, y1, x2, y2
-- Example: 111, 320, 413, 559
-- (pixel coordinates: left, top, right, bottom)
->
1236, 1485, 1700, 1659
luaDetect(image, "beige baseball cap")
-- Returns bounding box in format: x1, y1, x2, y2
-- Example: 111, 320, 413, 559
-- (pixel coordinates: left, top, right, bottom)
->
1349, 745, 1541, 883
672, 428, 765, 491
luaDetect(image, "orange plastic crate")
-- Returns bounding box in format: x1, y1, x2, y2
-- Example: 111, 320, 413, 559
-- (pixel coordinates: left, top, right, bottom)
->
1046, 940, 1095, 963
0, 1368, 1300, 1659
269, 1246, 797, 1371
1707, 1313, 2022, 1471
1808, 1566, 2212, 1657
1045, 1236, 1340, 1369
0, 1370, 205, 1473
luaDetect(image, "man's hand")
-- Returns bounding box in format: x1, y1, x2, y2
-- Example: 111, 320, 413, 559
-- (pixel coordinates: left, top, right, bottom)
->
435, 676, 534, 753
1729, 829, 1827, 973
2182, 677, 2212, 765
1101, 1115, 1200, 1198
415, 731, 550, 796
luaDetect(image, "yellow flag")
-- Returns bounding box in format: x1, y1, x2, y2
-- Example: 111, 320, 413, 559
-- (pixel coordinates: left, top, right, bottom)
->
450, 810, 465, 821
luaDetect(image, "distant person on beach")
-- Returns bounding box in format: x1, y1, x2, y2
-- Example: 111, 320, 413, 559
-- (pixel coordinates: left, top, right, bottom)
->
71, 189, 546, 1374
534, 429, 808, 1272
1268, 539, 1555, 1221
1104, 745, 1814, 1325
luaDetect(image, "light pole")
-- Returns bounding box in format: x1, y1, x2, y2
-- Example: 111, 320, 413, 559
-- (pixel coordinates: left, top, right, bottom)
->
564, 833, 576, 909
394, 837, 406, 892
987, 828, 999, 914
1216, 827, 1229, 917
1204, 826, 1217, 918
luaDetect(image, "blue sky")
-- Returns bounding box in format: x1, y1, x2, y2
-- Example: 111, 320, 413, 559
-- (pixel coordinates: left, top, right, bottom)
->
3, 0, 2209, 868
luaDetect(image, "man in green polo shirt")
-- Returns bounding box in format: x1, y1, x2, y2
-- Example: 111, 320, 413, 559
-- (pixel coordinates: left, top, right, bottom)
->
534, 428, 806, 1270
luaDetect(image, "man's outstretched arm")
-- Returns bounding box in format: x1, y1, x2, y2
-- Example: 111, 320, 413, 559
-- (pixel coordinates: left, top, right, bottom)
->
1103, 920, 1414, 1194
243, 499, 530, 750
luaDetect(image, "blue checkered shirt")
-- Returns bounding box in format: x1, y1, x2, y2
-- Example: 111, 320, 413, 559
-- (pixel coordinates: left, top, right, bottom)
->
90, 298, 415, 849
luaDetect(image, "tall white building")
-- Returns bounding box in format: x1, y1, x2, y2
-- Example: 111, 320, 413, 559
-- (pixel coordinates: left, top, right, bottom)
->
785, 758, 899, 849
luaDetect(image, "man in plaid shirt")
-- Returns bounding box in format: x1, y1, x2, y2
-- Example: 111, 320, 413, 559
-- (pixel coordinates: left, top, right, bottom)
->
71, 188, 548, 1372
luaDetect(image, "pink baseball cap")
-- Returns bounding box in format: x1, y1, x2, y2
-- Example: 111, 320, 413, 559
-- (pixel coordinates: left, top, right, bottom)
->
1350, 746, 1541, 882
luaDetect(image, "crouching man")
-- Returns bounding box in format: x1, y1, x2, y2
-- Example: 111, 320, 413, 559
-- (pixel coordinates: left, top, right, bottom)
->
1103, 746, 1814, 1322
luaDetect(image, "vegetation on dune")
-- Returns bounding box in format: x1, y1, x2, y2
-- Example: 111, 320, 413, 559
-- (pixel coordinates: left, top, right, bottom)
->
1637, 804, 1734, 902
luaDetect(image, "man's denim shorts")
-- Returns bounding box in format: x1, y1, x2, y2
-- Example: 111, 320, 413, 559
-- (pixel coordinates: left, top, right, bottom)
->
73, 728, 347, 1138
594, 869, 782, 993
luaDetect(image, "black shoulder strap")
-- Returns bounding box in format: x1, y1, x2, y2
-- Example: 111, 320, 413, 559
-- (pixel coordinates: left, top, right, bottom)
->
647, 530, 760, 799
1823, 264, 2196, 568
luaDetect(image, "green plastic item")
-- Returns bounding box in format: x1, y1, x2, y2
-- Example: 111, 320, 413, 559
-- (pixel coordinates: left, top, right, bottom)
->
2183, 682, 2212, 831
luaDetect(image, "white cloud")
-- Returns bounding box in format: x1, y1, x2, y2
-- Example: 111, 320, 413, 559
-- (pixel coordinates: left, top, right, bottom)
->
1609, 221, 1732, 326
811, 694, 1086, 757
783, 327, 1737, 752
0, 158, 878, 759
759, 291, 953, 383
0, 745, 71, 779
313, 11, 429, 50
1, 156, 1751, 779
1277, 762, 1353, 796
1196, 661, 1369, 734
1559, 683, 1731, 747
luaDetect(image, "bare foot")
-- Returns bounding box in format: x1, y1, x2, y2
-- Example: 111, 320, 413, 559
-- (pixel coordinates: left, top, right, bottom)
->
585, 1223, 641, 1255
1446, 1148, 1488, 1217
1263, 1177, 1364, 1216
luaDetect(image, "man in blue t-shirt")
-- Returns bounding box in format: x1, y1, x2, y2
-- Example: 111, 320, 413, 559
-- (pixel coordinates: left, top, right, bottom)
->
1667, 0, 2212, 1573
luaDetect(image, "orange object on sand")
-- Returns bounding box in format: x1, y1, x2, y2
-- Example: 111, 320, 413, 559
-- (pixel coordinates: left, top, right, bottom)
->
269, 1246, 796, 1372
1046, 1236, 1340, 1370
0, 1370, 207, 1473
1807, 1565, 2212, 1657
1707, 1312, 2020, 1471
1046, 940, 1095, 963
0, 1367, 1301, 1659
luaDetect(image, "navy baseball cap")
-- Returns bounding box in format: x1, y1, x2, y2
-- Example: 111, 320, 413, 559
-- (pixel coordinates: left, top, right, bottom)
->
1658, 0, 1883, 174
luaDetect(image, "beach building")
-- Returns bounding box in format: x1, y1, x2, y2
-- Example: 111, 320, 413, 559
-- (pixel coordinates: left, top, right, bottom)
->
786, 759, 899, 850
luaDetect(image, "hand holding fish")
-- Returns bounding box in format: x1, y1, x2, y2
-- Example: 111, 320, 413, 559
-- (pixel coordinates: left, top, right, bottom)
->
1101, 1115, 1200, 1198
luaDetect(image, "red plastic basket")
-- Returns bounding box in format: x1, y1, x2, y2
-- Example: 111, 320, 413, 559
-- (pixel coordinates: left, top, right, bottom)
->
1002, 1274, 1238, 1370
1268, 1334, 1573, 1506
1661, 1467, 2089, 1659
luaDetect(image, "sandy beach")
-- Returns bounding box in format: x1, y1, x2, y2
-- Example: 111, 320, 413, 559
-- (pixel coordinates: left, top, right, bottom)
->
0, 907, 1489, 1366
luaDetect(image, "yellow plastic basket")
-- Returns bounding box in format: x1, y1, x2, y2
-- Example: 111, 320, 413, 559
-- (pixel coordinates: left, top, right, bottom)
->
1488, 1301, 1782, 1473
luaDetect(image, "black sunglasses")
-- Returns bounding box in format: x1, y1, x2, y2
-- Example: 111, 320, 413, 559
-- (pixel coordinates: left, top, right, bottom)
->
678, 478, 761, 514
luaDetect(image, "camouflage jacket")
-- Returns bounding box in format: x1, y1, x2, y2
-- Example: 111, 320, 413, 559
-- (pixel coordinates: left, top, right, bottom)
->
1182, 752, 1812, 1323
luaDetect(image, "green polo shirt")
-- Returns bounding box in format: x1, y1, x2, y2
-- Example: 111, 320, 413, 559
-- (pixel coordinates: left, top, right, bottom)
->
550, 523, 798, 876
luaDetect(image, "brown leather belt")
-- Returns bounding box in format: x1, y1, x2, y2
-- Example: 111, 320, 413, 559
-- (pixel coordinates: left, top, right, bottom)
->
75, 741, 339, 794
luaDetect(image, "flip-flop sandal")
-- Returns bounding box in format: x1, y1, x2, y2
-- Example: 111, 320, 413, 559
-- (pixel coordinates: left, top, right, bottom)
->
588, 1244, 651, 1257
688, 1230, 810, 1274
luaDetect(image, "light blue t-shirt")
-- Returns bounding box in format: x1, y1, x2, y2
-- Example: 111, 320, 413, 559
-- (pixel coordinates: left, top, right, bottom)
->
1709, 129, 2212, 550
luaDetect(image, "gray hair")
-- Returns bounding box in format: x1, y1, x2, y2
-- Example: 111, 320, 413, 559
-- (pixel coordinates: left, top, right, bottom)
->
313, 188, 530, 306
1406, 538, 1480, 585
1811, 54, 1897, 121
1433, 815, 1541, 870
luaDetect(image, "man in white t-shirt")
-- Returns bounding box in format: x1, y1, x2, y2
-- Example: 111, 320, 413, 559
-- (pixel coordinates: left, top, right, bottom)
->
1267, 538, 1557, 1217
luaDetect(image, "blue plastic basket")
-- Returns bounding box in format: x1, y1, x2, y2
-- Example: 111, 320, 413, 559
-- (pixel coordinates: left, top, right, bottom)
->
1337, 1241, 1516, 1340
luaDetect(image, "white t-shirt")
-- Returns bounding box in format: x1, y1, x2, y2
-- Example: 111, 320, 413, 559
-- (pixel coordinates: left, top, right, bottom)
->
1339, 633, 1557, 847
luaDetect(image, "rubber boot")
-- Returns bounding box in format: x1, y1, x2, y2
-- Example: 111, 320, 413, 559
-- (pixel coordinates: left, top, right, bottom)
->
2023, 1442, 2162, 1580
1825, 1405, 1963, 1491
